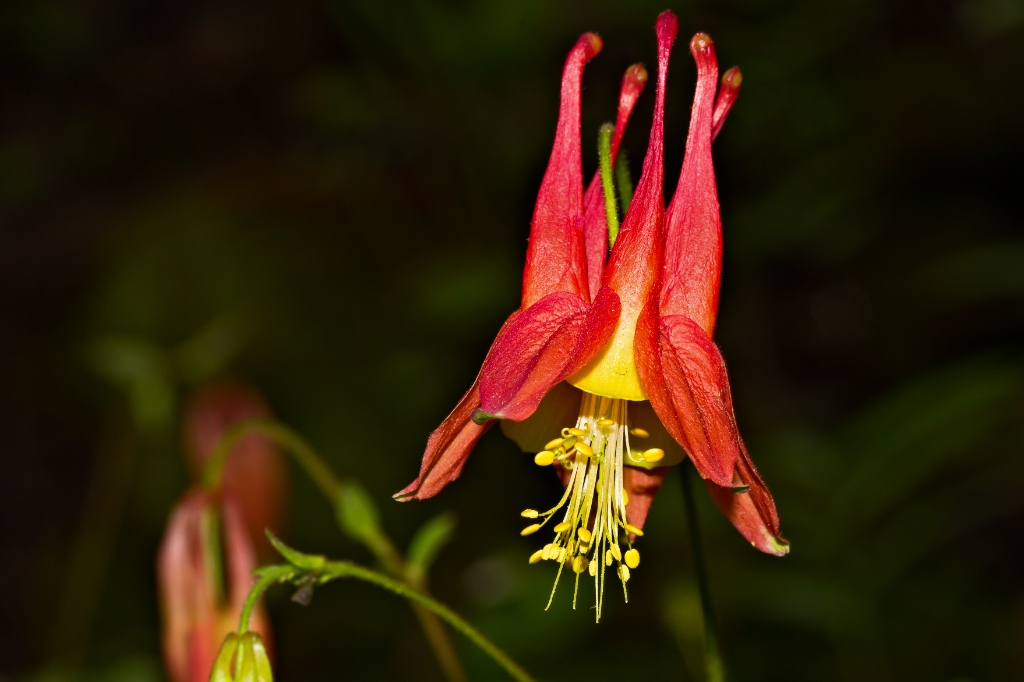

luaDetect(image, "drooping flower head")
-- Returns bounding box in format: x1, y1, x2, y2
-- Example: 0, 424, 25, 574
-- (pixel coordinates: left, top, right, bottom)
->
397, 10, 787, 619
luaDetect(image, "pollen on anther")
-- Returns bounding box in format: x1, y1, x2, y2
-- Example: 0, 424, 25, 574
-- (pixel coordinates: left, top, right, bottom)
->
578, 528, 592, 544
597, 418, 614, 427
643, 448, 665, 463
521, 524, 541, 536
573, 556, 589, 574
610, 545, 622, 562
544, 437, 564, 451
553, 521, 571, 533
622, 488, 629, 505
521, 509, 539, 518
624, 524, 644, 537
624, 549, 640, 569
529, 549, 544, 564
575, 441, 594, 457
618, 565, 630, 582
567, 428, 586, 437
630, 428, 649, 438
589, 560, 598, 576
534, 451, 555, 466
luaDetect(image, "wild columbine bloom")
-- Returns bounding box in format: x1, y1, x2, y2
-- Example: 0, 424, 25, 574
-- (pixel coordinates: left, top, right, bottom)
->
158, 489, 272, 682
397, 10, 787, 618
182, 380, 287, 559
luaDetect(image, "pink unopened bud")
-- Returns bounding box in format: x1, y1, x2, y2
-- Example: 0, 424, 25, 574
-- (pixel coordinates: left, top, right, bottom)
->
182, 380, 287, 558
158, 490, 272, 682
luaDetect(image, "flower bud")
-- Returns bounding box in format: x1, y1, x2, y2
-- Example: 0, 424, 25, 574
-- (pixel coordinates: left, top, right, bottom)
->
210, 632, 273, 682
158, 490, 271, 682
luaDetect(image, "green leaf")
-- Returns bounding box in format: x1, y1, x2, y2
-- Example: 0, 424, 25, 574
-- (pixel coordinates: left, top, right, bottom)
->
335, 481, 382, 543
406, 512, 457, 581
265, 530, 325, 570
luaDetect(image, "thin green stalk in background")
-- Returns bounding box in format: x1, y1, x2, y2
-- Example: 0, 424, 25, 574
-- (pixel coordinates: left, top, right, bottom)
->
204, 419, 468, 682
681, 462, 726, 682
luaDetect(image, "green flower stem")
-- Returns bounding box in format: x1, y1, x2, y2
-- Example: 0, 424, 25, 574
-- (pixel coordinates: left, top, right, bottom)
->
239, 565, 297, 633
246, 561, 535, 682
203, 419, 468, 682
681, 462, 726, 682
598, 123, 620, 247
202, 418, 340, 500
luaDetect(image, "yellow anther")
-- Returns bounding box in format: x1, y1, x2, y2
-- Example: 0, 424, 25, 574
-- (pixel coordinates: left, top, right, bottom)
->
561, 436, 577, 450
605, 549, 614, 566
618, 565, 631, 582
544, 437, 564, 451
597, 418, 615, 427
610, 544, 622, 562
573, 556, 589, 574
589, 560, 598, 576
575, 441, 594, 457
521, 524, 541, 536
534, 451, 555, 466
557, 547, 567, 563
643, 448, 665, 463
624, 523, 644, 537
622, 488, 629, 505
567, 427, 586, 437
630, 427, 649, 438
553, 522, 571, 533
542, 543, 554, 560
578, 528, 592, 544
529, 549, 544, 564
521, 509, 539, 518
624, 548, 640, 569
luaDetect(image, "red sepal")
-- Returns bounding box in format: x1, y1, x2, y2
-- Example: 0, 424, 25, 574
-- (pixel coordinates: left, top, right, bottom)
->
705, 442, 789, 555
393, 375, 494, 502
583, 63, 647, 299
522, 33, 602, 308
479, 288, 620, 422
623, 465, 668, 533
635, 309, 738, 487
661, 33, 722, 335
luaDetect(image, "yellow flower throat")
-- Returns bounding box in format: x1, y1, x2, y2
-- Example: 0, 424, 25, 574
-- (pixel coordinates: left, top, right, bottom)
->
519, 393, 664, 621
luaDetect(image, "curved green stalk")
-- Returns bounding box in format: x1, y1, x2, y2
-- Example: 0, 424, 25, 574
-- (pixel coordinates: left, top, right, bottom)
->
598, 123, 620, 247
239, 565, 297, 633
681, 463, 726, 682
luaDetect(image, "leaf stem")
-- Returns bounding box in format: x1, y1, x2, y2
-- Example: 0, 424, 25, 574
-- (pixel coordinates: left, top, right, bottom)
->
239, 565, 297, 633
681, 462, 726, 682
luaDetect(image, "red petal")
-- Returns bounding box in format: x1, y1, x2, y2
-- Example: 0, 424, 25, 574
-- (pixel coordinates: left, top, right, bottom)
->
623, 465, 668, 533
522, 33, 603, 308
712, 66, 742, 141
661, 34, 723, 335
601, 12, 677, 323
583, 63, 648, 299
705, 442, 789, 555
394, 374, 494, 501
479, 289, 619, 422
635, 310, 738, 487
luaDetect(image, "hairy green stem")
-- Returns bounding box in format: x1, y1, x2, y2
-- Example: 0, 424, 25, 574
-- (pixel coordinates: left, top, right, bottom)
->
204, 419, 467, 682
598, 123, 620, 247
239, 566, 297, 633
681, 463, 726, 682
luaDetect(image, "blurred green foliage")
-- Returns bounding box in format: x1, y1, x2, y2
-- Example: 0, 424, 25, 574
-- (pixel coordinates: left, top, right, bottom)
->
1, 0, 1022, 681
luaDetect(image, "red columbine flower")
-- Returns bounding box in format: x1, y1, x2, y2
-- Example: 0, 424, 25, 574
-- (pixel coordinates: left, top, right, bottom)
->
158, 490, 271, 682
397, 10, 787, 617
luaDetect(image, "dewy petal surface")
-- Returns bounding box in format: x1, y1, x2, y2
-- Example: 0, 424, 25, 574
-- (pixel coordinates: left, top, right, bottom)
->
522, 33, 602, 308
583, 63, 647, 300
570, 11, 678, 401
660, 33, 722, 335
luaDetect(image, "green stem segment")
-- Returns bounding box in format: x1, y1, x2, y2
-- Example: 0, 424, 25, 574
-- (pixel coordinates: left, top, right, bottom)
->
246, 561, 536, 682
203, 419, 468, 682
681, 463, 726, 682
598, 123, 620, 247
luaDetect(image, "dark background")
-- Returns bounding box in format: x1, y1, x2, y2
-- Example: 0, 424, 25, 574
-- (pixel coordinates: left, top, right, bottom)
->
2, 0, 1023, 680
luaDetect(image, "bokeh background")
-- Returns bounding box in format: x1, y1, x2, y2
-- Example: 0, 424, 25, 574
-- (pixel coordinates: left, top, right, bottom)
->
2, 0, 1023, 680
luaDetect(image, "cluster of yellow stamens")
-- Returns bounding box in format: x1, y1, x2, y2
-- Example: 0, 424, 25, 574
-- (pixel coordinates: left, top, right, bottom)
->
519, 393, 662, 620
